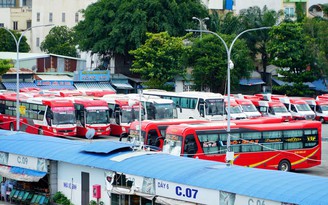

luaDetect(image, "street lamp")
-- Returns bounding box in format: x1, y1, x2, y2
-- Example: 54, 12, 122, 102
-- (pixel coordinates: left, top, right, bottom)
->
186, 27, 271, 166
137, 84, 143, 148
1, 24, 54, 131
192, 17, 209, 39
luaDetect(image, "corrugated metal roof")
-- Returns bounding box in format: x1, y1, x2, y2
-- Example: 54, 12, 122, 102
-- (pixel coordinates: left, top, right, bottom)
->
0, 130, 327, 205
0, 52, 50, 61
3, 82, 38, 90
36, 75, 73, 81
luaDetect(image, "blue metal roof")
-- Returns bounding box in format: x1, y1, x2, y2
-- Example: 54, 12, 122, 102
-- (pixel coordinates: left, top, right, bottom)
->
37, 85, 76, 90
0, 130, 327, 205
239, 78, 265, 86
312, 79, 328, 92
3, 82, 38, 91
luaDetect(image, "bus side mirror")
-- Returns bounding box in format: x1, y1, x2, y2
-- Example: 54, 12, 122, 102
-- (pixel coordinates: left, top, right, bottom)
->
176, 105, 182, 113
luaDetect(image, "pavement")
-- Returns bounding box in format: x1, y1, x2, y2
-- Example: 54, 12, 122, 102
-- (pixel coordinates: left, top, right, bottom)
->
0, 201, 11, 205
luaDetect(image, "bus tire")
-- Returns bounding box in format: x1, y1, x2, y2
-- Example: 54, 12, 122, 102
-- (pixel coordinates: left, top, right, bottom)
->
9, 123, 14, 131
320, 117, 325, 123
278, 160, 291, 172
38, 128, 44, 135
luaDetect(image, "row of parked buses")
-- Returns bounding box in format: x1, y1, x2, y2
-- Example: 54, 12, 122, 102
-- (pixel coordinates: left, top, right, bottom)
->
0, 89, 178, 138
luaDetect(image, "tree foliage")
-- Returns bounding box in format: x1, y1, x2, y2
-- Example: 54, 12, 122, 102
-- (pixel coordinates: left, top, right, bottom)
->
129, 32, 189, 89
238, 6, 283, 83
0, 29, 30, 52
187, 33, 254, 93
40, 26, 77, 57
0, 59, 13, 76
302, 17, 328, 78
74, 0, 208, 58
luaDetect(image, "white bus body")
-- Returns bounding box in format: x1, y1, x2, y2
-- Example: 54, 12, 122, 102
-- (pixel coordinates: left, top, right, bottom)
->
143, 90, 225, 121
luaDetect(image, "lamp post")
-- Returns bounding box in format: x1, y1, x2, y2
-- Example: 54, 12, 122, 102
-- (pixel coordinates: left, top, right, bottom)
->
186, 27, 271, 166
137, 84, 143, 148
192, 17, 209, 39
1, 24, 54, 131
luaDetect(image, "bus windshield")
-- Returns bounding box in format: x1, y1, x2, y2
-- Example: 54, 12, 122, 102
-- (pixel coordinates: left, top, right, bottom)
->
153, 103, 176, 120
205, 99, 224, 115
241, 104, 257, 112
273, 106, 289, 113
296, 104, 311, 111
121, 108, 144, 123
52, 107, 76, 125
129, 129, 146, 143
86, 109, 109, 124
320, 105, 328, 111
230, 106, 243, 114
163, 134, 183, 156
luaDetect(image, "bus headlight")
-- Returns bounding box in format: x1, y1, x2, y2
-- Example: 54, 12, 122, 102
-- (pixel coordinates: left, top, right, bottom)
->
53, 129, 57, 134
106, 127, 111, 131
122, 127, 126, 132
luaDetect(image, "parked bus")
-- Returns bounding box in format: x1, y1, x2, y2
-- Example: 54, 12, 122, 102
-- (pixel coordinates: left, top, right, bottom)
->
128, 119, 208, 148
251, 99, 292, 121
0, 94, 77, 136
280, 98, 315, 120
313, 100, 328, 123
98, 95, 144, 137
224, 99, 247, 120
143, 90, 225, 120
235, 99, 262, 119
163, 120, 321, 171
126, 94, 178, 120
73, 98, 111, 137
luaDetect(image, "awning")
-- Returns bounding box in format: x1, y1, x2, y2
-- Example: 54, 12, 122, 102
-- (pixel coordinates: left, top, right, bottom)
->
312, 79, 328, 92
37, 85, 76, 90
111, 82, 133, 90
74, 82, 115, 91
239, 78, 265, 86
0, 165, 47, 182
3, 82, 38, 91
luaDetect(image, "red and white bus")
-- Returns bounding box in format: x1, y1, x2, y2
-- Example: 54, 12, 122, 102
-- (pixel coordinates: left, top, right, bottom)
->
129, 119, 209, 149
73, 98, 111, 137
0, 94, 77, 136
235, 99, 261, 119
163, 120, 321, 171
98, 95, 144, 138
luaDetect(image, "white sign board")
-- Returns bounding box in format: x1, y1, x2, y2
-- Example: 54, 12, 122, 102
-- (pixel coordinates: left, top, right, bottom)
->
155, 179, 219, 205
8, 153, 48, 172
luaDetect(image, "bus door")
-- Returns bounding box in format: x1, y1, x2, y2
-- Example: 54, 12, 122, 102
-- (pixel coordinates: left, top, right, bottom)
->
183, 134, 198, 158
75, 104, 86, 135
199, 99, 205, 118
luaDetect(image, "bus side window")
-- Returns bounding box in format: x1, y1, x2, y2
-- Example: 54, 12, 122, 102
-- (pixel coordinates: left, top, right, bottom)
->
184, 135, 197, 157
45, 107, 53, 126
291, 105, 297, 112
147, 130, 159, 147
115, 111, 120, 124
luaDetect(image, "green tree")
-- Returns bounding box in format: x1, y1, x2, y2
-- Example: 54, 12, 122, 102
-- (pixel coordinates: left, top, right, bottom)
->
238, 6, 283, 83
74, 0, 208, 64
129, 32, 189, 89
40, 26, 77, 57
268, 22, 315, 96
302, 17, 328, 78
188, 33, 254, 93
0, 59, 13, 76
0, 29, 30, 52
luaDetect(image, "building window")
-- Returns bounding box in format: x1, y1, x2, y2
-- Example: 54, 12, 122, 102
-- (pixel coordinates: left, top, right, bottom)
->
49, 12, 53, 22
37, 12, 40, 22
284, 7, 295, 18
13, 21, 18, 30
26, 20, 31, 29
36, 37, 40, 47
0, 0, 15, 7
62, 13, 66, 22
22, 0, 27, 6
75, 12, 79, 23
0, 23, 4, 27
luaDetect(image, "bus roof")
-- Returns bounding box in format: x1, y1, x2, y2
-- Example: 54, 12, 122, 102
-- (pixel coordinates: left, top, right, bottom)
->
74, 99, 108, 107
130, 119, 209, 129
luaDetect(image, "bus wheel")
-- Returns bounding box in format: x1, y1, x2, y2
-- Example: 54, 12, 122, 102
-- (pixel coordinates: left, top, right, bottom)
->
278, 160, 291, 171
38, 128, 44, 135
9, 123, 14, 131
320, 117, 325, 123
